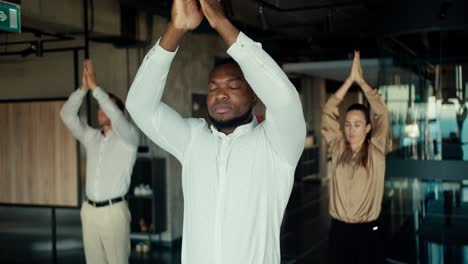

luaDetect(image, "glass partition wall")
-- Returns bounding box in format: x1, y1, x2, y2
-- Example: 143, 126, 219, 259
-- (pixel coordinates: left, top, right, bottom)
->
377, 34, 468, 264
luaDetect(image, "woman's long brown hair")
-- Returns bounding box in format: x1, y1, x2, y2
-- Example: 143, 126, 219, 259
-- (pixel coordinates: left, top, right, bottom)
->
338, 103, 371, 168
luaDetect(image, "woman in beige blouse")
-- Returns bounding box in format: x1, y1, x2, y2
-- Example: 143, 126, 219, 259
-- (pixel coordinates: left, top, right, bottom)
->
321, 51, 390, 264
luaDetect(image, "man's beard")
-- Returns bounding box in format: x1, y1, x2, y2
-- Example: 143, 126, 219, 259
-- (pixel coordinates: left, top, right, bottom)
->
209, 106, 253, 131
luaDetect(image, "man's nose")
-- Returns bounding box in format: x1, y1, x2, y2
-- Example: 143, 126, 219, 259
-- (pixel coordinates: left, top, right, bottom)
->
215, 88, 229, 100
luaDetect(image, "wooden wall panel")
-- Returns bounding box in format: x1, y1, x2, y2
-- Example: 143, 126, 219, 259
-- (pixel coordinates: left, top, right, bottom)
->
0, 101, 78, 207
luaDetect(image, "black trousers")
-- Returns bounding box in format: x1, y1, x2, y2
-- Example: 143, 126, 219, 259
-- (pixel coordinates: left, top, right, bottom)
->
328, 218, 384, 264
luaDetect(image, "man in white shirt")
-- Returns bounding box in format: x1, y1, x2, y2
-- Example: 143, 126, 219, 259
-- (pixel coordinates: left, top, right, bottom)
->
126, 0, 306, 263
60, 59, 139, 264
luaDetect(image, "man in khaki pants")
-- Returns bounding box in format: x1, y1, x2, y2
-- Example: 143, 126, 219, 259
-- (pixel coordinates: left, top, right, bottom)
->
61, 60, 139, 264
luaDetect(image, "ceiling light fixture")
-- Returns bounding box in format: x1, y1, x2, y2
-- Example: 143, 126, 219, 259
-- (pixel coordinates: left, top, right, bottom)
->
257, 3, 269, 31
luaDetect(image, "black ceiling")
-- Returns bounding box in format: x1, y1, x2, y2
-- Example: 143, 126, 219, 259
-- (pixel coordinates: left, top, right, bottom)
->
2, 0, 468, 66
4, 0, 21, 4
120, 0, 468, 65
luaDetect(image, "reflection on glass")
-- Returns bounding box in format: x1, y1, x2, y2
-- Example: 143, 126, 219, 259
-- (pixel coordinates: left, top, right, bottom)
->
383, 178, 468, 263
378, 64, 467, 160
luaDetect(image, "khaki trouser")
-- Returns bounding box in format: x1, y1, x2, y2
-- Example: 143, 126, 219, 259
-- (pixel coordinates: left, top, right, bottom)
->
81, 200, 131, 264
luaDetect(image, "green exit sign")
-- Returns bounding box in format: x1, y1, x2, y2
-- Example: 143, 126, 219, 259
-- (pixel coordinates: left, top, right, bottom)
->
0, 1, 21, 33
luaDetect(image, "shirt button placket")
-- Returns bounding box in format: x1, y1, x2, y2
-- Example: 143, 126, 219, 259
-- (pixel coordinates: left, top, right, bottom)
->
95, 139, 106, 199
214, 138, 229, 264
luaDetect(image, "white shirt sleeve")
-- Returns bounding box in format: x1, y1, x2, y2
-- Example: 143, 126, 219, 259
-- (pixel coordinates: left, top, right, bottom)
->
227, 32, 306, 166
125, 39, 192, 162
60, 89, 92, 144
93, 87, 139, 148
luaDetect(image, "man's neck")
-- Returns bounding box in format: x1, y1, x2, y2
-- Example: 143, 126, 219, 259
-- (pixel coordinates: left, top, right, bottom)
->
217, 116, 253, 135
102, 125, 112, 136
219, 127, 236, 135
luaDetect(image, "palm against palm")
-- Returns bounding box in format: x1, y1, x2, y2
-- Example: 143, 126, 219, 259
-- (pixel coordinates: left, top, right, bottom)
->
171, 0, 204, 31
199, 0, 225, 29
80, 59, 97, 90
349, 51, 365, 85
171, 0, 227, 30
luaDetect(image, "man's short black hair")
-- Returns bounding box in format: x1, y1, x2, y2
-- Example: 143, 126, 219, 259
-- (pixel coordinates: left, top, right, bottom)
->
108, 93, 125, 112
214, 57, 239, 69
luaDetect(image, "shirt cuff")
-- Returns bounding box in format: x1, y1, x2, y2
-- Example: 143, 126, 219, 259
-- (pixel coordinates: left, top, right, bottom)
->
144, 38, 179, 62
74, 88, 88, 96
92, 86, 107, 101
226, 32, 262, 62
71, 88, 88, 100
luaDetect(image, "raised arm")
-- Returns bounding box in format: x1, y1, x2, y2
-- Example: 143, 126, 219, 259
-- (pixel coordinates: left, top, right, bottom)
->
354, 52, 391, 154
360, 82, 390, 154
321, 79, 353, 145
83, 60, 139, 147
60, 61, 92, 143
93, 87, 139, 147
125, 0, 204, 161
200, 0, 306, 166
60, 89, 91, 143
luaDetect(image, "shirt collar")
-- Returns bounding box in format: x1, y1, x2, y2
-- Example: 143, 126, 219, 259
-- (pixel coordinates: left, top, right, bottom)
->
210, 115, 258, 140
100, 128, 113, 138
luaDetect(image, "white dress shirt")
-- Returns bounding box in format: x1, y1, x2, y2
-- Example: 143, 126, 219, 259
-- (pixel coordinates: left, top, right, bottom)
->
126, 32, 306, 264
60, 87, 139, 202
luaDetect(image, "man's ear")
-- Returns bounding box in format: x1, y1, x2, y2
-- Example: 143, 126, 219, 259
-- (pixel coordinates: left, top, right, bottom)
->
252, 93, 258, 107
